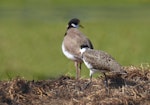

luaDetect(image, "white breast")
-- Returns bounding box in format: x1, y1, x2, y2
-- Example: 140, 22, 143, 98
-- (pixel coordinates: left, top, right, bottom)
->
83, 59, 93, 69
62, 42, 76, 60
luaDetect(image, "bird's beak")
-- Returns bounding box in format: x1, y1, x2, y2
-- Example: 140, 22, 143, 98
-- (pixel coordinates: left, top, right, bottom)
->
79, 24, 84, 28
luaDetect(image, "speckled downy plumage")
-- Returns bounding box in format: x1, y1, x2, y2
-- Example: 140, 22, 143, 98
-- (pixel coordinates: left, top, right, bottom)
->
80, 45, 126, 87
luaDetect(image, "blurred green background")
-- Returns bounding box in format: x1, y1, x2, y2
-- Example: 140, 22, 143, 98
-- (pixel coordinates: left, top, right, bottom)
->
0, 0, 150, 80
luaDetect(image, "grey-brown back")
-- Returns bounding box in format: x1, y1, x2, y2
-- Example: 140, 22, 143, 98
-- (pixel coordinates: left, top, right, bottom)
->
63, 28, 93, 59
82, 49, 124, 73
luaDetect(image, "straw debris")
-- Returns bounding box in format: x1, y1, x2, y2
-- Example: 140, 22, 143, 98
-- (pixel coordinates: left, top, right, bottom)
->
0, 66, 150, 105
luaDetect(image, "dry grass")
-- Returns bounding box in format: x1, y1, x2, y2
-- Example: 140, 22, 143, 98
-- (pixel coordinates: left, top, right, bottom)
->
0, 65, 150, 105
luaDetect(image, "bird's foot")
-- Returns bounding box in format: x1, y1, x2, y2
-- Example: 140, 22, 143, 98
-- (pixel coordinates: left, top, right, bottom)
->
104, 80, 110, 95
83, 81, 92, 90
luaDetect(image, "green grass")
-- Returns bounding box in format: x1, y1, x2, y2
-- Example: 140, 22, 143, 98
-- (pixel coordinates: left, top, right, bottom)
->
0, 0, 150, 80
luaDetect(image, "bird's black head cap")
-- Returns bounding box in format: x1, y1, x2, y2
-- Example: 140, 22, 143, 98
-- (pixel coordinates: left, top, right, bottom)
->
67, 18, 83, 29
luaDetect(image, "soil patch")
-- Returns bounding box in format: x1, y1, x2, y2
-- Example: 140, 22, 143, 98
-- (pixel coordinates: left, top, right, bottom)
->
0, 66, 150, 105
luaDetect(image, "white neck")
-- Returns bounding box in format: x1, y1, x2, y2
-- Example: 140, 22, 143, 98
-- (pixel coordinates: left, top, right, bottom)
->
80, 48, 87, 55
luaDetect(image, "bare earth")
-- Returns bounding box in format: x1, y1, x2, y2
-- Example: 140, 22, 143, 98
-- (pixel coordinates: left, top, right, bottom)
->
0, 66, 150, 105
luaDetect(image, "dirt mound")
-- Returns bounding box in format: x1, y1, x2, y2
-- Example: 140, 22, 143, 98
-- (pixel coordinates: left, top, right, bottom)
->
0, 66, 150, 105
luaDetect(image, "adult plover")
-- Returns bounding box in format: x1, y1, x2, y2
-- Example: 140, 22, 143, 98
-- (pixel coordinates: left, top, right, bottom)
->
62, 18, 93, 79
80, 45, 126, 87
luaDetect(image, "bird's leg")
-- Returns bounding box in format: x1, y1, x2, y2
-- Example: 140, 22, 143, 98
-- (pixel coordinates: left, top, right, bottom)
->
83, 73, 92, 90
103, 73, 108, 87
123, 78, 127, 87
78, 62, 82, 79
87, 70, 93, 85
87, 74, 92, 85
74, 61, 80, 80
89, 74, 92, 83
103, 73, 109, 94
74, 61, 78, 79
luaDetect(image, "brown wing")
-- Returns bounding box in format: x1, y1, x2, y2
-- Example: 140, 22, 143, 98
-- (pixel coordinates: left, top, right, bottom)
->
83, 49, 121, 72
63, 28, 93, 59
